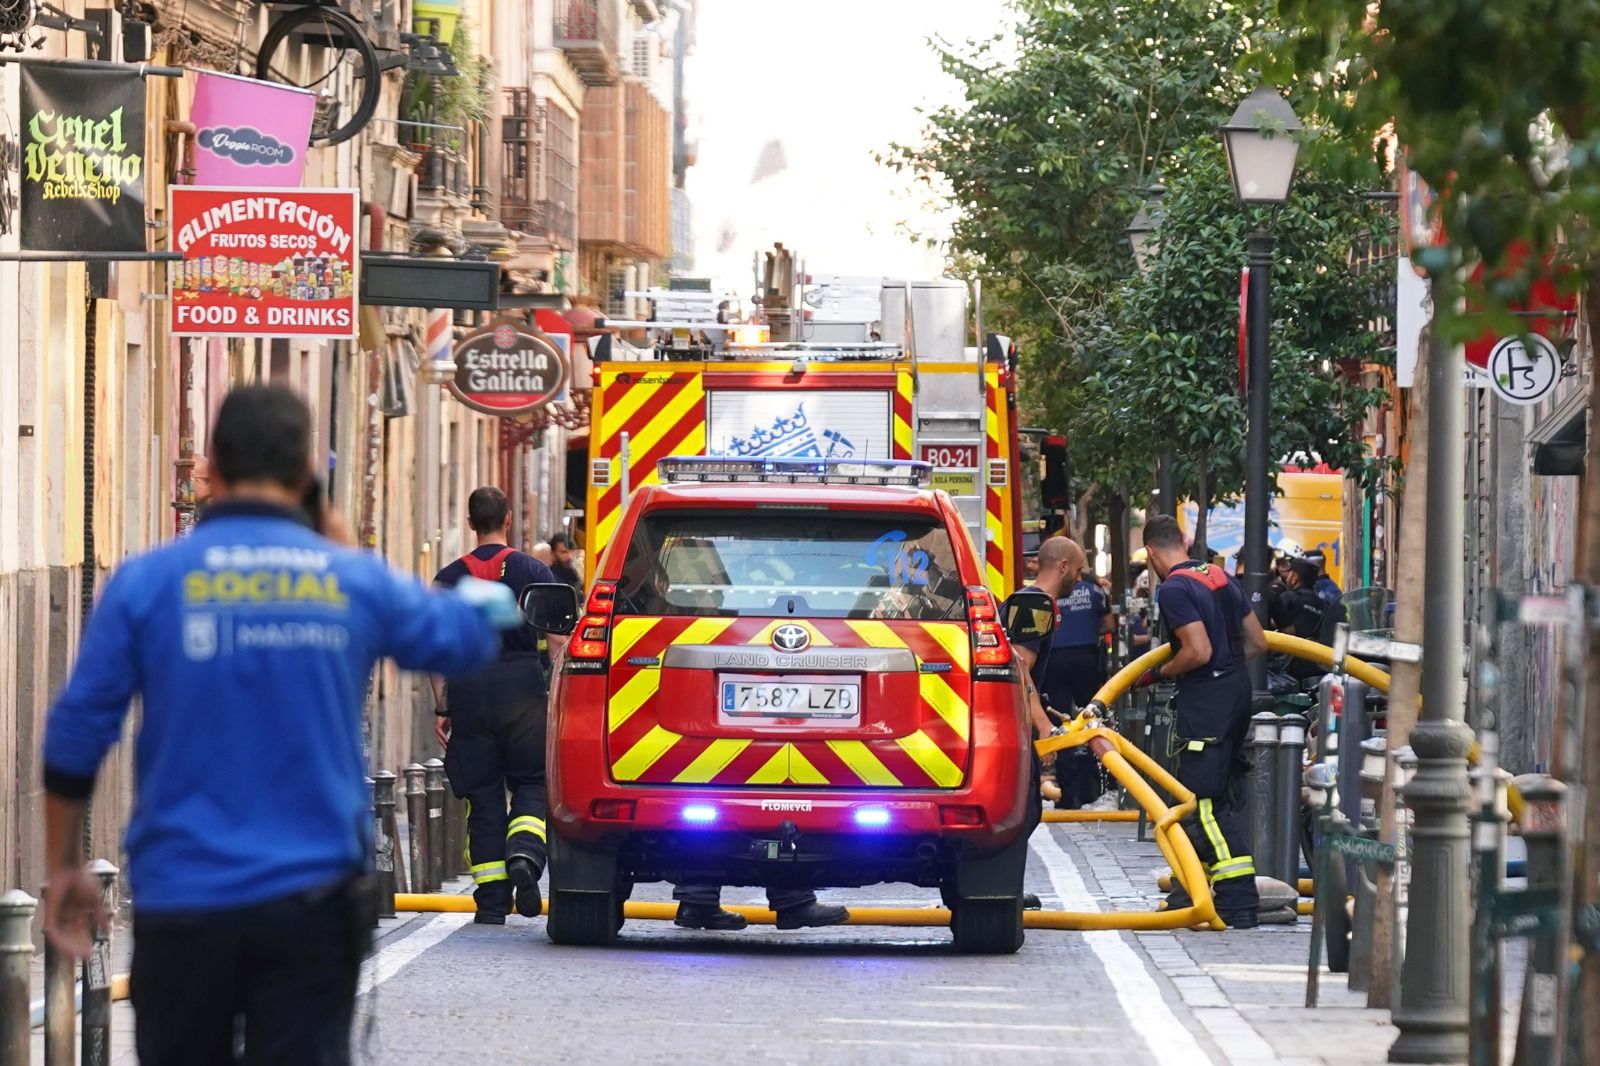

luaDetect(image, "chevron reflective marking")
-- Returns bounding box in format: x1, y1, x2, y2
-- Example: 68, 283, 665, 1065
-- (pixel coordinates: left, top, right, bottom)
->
611, 725, 682, 781
921, 622, 971, 672
896, 729, 964, 787
674, 616, 737, 647
825, 740, 902, 787
673, 738, 752, 784
610, 617, 662, 664
919, 672, 971, 742
745, 746, 790, 785
843, 619, 906, 649
608, 670, 662, 732
787, 744, 829, 785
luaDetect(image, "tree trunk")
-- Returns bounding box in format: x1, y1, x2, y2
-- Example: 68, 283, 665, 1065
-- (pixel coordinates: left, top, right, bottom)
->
1193, 455, 1209, 562
1572, 273, 1600, 1063
1368, 308, 1432, 1009
1109, 489, 1129, 599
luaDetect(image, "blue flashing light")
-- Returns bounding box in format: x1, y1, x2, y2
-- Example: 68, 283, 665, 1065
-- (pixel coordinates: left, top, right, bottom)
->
854, 807, 891, 828
683, 804, 719, 825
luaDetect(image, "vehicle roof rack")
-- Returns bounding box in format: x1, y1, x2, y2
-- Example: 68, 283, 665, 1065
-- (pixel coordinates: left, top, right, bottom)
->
657, 457, 932, 488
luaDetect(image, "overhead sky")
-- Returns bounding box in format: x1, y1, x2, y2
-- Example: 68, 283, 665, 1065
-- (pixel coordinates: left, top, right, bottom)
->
682, 0, 1015, 296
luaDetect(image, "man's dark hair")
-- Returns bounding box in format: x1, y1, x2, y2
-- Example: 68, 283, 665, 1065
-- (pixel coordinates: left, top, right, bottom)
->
468, 487, 510, 534
1142, 514, 1184, 551
1291, 558, 1319, 587
548, 532, 573, 550
211, 385, 312, 490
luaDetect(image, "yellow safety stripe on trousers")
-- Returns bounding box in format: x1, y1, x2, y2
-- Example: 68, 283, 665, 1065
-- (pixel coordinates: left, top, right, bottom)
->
1210, 856, 1256, 882
1197, 798, 1232, 862
470, 861, 508, 884
506, 815, 547, 843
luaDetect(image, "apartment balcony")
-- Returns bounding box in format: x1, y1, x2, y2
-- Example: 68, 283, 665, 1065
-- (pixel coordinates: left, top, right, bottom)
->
554, 0, 619, 87
501, 88, 579, 250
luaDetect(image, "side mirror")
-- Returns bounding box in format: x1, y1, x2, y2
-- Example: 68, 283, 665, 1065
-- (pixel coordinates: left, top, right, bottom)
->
1000, 586, 1056, 645
519, 583, 580, 635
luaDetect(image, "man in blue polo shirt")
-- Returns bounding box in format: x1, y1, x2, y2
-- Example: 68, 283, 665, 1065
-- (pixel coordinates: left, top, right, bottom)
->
1045, 571, 1114, 713
1135, 515, 1268, 928
41, 385, 517, 1065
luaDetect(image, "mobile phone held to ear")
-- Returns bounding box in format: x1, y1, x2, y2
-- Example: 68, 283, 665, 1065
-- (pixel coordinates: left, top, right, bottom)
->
302, 476, 329, 534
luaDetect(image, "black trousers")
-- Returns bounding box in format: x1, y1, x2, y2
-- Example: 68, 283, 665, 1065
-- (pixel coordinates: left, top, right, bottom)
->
444, 655, 548, 917
131, 875, 369, 1066
673, 884, 815, 911
1045, 645, 1106, 712
1172, 672, 1259, 921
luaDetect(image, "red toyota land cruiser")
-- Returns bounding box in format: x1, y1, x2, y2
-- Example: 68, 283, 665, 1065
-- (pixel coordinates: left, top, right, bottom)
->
546, 458, 1049, 953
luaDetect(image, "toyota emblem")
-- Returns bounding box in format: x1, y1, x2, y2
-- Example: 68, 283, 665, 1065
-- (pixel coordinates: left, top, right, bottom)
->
771, 624, 811, 653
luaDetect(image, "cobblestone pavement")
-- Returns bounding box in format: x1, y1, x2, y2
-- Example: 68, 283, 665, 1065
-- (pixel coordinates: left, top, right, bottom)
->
31, 819, 1454, 1065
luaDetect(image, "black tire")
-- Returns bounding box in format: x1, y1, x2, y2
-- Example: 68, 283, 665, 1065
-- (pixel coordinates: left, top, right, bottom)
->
547, 889, 618, 946
545, 832, 620, 946
950, 898, 1024, 955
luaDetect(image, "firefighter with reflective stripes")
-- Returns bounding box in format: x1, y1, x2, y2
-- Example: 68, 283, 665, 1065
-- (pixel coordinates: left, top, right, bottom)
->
1136, 516, 1267, 928
434, 487, 566, 925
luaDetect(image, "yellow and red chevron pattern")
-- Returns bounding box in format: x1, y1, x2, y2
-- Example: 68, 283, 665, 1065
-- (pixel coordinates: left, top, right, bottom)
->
585, 363, 918, 564
604, 616, 972, 789
983, 365, 1014, 594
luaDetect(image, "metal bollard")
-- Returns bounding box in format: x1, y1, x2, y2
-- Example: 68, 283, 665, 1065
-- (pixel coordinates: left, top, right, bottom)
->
424, 758, 446, 892
42, 884, 75, 1066
1248, 712, 1281, 882
373, 771, 400, 918
1274, 713, 1308, 888
82, 859, 118, 1066
0, 889, 37, 1066
1512, 776, 1568, 1065
404, 765, 430, 896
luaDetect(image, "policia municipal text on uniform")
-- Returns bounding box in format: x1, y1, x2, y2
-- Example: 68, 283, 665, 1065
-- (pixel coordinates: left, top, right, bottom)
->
1134, 516, 1268, 928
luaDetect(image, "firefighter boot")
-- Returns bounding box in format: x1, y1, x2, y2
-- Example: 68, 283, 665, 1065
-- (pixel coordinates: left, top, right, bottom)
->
505, 814, 548, 919
507, 855, 543, 920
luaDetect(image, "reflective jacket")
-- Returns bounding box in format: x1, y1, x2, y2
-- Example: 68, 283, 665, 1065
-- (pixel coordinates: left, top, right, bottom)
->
43, 500, 500, 913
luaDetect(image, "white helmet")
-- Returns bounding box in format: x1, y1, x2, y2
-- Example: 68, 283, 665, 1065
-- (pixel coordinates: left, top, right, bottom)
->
1276, 539, 1305, 561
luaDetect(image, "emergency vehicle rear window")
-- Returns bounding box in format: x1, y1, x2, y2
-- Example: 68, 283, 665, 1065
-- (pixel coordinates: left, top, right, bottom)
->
613, 512, 965, 621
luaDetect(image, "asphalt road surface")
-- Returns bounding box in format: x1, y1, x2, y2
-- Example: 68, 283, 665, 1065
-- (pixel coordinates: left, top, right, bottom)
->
352, 823, 1227, 1066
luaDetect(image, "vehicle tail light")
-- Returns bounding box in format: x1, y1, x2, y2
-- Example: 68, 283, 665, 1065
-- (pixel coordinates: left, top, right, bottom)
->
569, 580, 616, 661
590, 799, 636, 821
940, 804, 987, 828
965, 586, 1011, 667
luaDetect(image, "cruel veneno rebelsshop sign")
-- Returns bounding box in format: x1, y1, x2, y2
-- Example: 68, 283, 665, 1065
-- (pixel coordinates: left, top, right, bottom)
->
449, 321, 569, 416
19, 64, 147, 252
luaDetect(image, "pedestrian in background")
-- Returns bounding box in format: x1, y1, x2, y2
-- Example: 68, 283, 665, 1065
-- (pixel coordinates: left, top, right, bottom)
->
1135, 515, 1267, 928
41, 385, 515, 1065
548, 531, 584, 591
434, 488, 567, 924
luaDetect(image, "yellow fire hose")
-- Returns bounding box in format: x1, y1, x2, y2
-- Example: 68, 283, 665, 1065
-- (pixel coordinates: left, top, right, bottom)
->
1038, 632, 1522, 823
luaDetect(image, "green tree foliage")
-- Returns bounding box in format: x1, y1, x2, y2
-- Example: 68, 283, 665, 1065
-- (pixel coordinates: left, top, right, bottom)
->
1272, 0, 1600, 322
888, 0, 1391, 508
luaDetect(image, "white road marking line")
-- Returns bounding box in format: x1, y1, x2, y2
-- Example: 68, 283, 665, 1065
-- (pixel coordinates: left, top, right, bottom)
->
357, 913, 472, 996
1029, 826, 1213, 1064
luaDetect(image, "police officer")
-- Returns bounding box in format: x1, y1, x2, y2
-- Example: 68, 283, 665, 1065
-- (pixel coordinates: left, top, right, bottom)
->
1134, 515, 1267, 928
434, 487, 566, 925
41, 385, 512, 1065
1045, 569, 1114, 713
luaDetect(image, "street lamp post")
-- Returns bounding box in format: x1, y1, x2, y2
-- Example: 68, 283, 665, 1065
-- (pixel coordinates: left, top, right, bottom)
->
1125, 186, 1175, 516
1221, 86, 1301, 691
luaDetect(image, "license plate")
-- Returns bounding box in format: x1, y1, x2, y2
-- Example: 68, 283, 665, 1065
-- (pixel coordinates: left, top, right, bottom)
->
718, 674, 861, 725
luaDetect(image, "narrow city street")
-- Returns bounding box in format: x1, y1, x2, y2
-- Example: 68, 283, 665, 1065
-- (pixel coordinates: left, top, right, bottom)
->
350, 822, 1395, 1066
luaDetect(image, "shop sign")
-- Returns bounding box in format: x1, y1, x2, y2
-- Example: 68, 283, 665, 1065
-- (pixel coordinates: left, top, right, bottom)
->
19, 64, 147, 252
449, 320, 569, 416
190, 71, 316, 188
169, 187, 359, 340
1485, 334, 1560, 407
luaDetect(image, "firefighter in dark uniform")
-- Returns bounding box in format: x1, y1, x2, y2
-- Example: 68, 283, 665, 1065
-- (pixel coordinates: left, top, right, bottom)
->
1135, 516, 1268, 928
433, 487, 566, 924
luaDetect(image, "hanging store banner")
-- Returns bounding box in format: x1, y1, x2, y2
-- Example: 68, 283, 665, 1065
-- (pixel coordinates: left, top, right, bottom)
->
190, 71, 316, 188
449, 320, 570, 416
170, 187, 359, 340
19, 64, 147, 252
